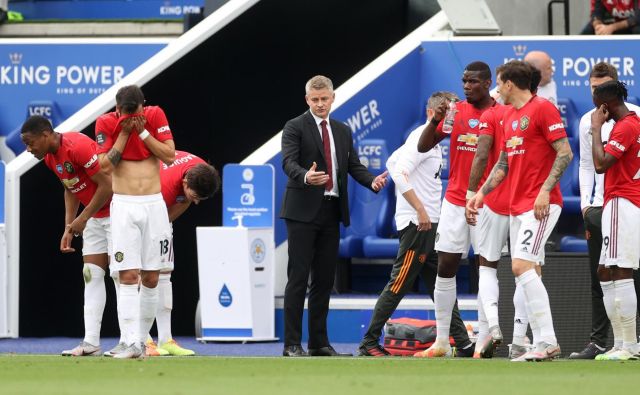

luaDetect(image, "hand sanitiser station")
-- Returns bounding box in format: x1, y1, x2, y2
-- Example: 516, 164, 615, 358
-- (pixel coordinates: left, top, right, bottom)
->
196, 164, 277, 341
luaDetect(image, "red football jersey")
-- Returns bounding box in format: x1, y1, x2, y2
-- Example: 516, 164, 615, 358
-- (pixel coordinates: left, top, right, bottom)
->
603, 111, 640, 207
478, 103, 510, 215
43, 132, 110, 218
502, 96, 567, 215
95, 106, 173, 161
437, 100, 497, 206
160, 150, 207, 207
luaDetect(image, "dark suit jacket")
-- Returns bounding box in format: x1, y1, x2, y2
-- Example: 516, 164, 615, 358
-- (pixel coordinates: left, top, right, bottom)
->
280, 111, 376, 226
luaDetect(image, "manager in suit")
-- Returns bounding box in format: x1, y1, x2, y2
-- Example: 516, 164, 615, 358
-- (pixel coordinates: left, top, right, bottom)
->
280, 75, 388, 357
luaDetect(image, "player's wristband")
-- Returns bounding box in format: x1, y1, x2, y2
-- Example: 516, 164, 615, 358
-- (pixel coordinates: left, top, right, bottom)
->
466, 190, 476, 200
138, 129, 151, 140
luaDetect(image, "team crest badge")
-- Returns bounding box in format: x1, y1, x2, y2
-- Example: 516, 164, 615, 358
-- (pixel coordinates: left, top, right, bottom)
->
468, 119, 479, 128
520, 116, 529, 131
418, 254, 426, 264
114, 252, 124, 263
56, 164, 63, 174
63, 161, 74, 173
511, 120, 518, 131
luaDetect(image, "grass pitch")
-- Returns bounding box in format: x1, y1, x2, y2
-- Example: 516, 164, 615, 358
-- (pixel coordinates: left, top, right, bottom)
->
0, 355, 637, 395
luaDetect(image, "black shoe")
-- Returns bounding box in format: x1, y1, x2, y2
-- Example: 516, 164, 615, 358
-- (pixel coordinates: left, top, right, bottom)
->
454, 342, 475, 358
568, 342, 605, 359
358, 344, 391, 357
0, 9, 7, 24
308, 345, 353, 357
283, 345, 308, 357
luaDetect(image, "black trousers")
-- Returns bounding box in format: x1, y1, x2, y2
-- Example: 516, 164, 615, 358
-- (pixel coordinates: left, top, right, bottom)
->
283, 198, 340, 349
584, 206, 640, 347
360, 223, 471, 349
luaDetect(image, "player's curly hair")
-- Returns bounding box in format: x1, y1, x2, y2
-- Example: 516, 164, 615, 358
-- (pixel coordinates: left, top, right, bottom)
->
464, 61, 492, 81
185, 163, 221, 200
593, 80, 628, 102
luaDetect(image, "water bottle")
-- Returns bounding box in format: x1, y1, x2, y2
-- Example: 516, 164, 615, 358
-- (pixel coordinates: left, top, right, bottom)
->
442, 99, 456, 134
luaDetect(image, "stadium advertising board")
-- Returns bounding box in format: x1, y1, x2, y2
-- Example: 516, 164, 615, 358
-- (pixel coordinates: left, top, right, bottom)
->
0, 41, 168, 140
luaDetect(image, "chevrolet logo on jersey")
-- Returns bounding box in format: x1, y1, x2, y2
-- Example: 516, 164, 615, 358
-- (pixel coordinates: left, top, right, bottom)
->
506, 136, 524, 149
62, 177, 80, 188
457, 133, 478, 146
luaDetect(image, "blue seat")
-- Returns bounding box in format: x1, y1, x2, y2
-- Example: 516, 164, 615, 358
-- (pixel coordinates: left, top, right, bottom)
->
439, 137, 450, 181
557, 97, 580, 139
559, 235, 588, 252
5, 100, 62, 157
560, 156, 581, 214
339, 139, 391, 258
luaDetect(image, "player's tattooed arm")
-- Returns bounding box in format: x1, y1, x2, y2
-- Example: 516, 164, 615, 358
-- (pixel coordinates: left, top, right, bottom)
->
107, 148, 122, 166
468, 134, 493, 192
480, 150, 508, 196
542, 137, 573, 192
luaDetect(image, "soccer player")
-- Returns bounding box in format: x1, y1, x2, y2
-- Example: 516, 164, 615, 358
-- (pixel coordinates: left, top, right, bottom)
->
467, 60, 573, 362
589, 80, 640, 360
570, 62, 640, 359
21, 115, 113, 356
415, 61, 496, 358
143, 150, 220, 357
358, 92, 474, 357
96, 85, 175, 358
466, 66, 542, 359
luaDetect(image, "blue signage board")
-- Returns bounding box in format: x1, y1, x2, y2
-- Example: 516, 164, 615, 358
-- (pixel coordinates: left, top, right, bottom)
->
0, 42, 168, 139
222, 164, 274, 228
10, 0, 204, 20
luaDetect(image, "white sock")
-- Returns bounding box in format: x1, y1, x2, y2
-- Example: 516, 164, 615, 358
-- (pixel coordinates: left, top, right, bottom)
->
613, 279, 638, 353
518, 269, 557, 346
475, 293, 488, 353
478, 266, 499, 328
82, 264, 106, 346
601, 281, 623, 349
156, 273, 173, 345
140, 284, 159, 347
434, 276, 456, 345
118, 283, 140, 346
111, 274, 126, 344
512, 281, 529, 346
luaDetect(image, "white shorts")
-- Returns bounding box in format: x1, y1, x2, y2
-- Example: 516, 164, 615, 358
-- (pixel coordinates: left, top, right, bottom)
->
110, 193, 173, 272
162, 223, 175, 272
82, 217, 111, 256
435, 198, 480, 258
509, 204, 561, 265
600, 197, 640, 269
477, 204, 510, 262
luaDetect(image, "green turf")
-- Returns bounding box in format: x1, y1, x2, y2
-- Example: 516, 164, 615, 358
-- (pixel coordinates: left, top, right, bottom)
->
0, 355, 638, 395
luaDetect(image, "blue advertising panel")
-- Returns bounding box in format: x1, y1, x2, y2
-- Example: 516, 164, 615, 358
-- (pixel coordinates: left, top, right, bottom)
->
419, 38, 640, 118
11, 0, 204, 20
0, 42, 168, 140
222, 164, 274, 228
